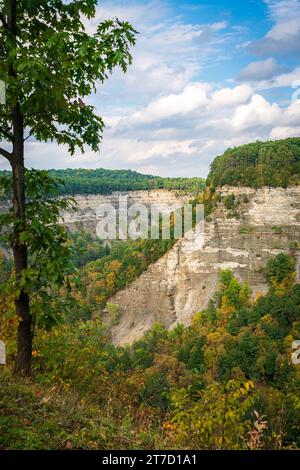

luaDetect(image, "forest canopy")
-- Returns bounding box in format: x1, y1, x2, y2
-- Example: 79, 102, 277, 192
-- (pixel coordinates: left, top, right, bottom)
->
0, 169, 205, 196
207, 137, 300, 188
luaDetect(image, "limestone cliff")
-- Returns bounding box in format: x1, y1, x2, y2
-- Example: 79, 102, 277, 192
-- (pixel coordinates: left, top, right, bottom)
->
108, 186, 300, 345
61, 189, 191, 233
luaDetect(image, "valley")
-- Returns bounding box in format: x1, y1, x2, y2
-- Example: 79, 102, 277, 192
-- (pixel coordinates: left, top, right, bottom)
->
108, 186, 300, 344
1, 138, 300, 451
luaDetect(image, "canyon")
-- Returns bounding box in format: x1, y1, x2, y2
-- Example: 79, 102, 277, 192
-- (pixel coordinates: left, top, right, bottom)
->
61, 189, 191, 234
2, 186, 300, 346
106, 186, 300, 345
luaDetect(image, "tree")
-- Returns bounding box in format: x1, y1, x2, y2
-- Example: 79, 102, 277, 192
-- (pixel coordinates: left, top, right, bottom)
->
0, 170, 74, 348
265, 253, 295, 291
0, 0, 136, 375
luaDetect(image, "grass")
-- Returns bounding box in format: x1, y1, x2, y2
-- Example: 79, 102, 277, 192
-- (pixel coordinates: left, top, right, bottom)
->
271, 226, 283, 234
0, 370, 99, 449
239, 226, 255, 234
0, 370, 164, 450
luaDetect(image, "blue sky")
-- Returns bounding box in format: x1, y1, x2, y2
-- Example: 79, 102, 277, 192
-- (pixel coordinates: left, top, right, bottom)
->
1, 0, 300, 177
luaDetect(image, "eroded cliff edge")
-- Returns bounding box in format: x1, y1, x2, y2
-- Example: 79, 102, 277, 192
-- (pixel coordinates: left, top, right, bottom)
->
108, 186, 300, 345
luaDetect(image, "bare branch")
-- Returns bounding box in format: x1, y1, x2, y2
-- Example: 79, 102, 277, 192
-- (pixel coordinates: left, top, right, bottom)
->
24, 132, 33, 142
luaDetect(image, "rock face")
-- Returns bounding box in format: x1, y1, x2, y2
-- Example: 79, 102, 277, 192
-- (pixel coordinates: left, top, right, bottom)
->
1, 190, 190, 235
109, 186, 300, 346
61, 190, 191, 234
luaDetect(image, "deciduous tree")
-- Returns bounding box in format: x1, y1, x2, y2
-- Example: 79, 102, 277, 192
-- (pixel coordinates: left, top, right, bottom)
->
0, 0, 136, 375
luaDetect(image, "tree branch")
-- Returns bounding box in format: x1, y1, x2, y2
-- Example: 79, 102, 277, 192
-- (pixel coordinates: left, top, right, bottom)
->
0, 11, 9, 31
0, 7, 21, 45
0, 147, 12, 162
24, 131, 33, 142
0, 126, 13, 141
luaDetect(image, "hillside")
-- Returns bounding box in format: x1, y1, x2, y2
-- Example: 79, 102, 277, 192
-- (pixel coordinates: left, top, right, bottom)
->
0, 168, 205, 196
207, 138, 300, 188
104, 186, 300, 345
1, 139, 300, 451
38, 169, 204, 195
1, 252, 300, 450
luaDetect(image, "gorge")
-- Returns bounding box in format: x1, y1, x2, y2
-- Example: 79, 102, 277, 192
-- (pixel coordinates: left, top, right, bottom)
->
55, 184, 300, 346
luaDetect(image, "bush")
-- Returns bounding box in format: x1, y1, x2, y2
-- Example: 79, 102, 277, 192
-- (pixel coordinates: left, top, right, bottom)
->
224, 194, 236, 209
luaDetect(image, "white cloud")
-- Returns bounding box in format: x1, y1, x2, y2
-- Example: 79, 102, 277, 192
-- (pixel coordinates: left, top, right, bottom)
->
80, 1, 300, 176
270, 126, 300, 139
283, 100, 300, 125
97, 83, 300, 176
237, 58, 288, 82
10, 81, 298, 178
251, 0, 300, 56
252, 67, 300, 91
209, 85, 253, 109
128, 83, 210, 125
232, 95, 282, 130
93, 0, 233, 105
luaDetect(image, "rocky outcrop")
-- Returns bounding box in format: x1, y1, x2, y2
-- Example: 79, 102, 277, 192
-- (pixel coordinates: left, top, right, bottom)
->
61, 190, 191, 234
109, 187, 300, 345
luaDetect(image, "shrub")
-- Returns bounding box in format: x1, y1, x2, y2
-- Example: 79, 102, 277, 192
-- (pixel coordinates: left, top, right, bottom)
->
224, 194, 236, 209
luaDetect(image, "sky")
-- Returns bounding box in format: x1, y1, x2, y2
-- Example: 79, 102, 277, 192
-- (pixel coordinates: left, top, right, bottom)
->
1, 0, 300, 177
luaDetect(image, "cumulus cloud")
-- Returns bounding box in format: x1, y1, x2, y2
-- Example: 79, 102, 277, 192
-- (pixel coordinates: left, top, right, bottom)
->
76, 1, 300, 175
232, 95, 282, 130
128, 83, 210, 125
209, 85, 253, 109
93, 0, 231, 104
283, 100, 300, 125
98, 84, 300, 176
4, 82, 298, 178
82, 1, 300, 176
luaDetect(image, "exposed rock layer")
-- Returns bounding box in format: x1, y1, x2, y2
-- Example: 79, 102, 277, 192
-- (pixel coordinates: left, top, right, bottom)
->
61, 190, 190, 234
108, 187, 300, 345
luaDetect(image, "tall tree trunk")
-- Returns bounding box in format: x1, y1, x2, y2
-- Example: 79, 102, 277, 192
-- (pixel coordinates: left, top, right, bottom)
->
6, 0, 32, 376
11, 104, 31, 376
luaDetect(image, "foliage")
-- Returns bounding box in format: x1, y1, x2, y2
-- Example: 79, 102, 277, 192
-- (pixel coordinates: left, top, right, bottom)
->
68, 225, 110, 267
1, 246, 300, 449
239, 226, 255, 234
265, 253, 295, 291
207, 138, 300, 188
224, 193, 236, 209
0, 370, 163, 450
0, 0, 137, 153
0, 170, 75, 329
0, 169, 206, 196
68, 238, 175, 319
0, 0, 138, 375
52, 169, 205, 195
170, 380, 255, 449
63, 191, 204, 320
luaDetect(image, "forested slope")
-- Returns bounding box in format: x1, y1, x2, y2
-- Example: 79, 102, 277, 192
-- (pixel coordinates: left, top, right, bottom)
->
1, 253, 300, 449
0, 168, 205, 195
207, 137, 300, 188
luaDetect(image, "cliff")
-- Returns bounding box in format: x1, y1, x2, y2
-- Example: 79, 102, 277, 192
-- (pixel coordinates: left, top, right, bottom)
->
108, 186, 300, 345
61, 189, 191, 233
